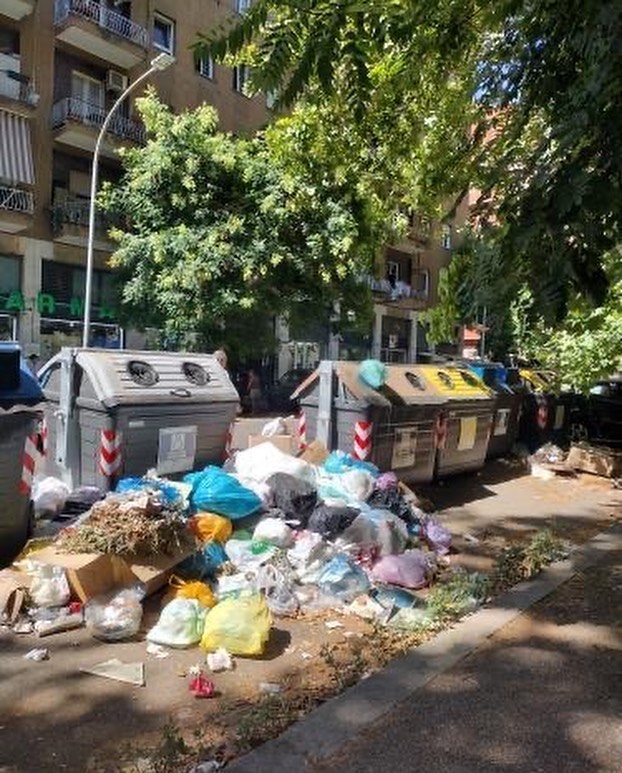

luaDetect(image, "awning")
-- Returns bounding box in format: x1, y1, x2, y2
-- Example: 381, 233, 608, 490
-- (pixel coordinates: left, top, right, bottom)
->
0, 109, 34, 185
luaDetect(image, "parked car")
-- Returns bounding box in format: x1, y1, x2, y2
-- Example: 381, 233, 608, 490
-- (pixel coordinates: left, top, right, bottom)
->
569, 376, 622, 446
266, 368, 313, 414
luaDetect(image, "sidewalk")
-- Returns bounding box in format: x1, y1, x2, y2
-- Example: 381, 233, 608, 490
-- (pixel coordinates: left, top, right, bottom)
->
232, 522, 622, 772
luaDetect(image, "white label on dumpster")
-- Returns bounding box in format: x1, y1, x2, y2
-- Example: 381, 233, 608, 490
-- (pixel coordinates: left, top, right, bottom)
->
157, 426, 197, 474
458, 416, 477, 451
554, 405, 565, 430
494, 409, 511, 436
392, 429, 417, 469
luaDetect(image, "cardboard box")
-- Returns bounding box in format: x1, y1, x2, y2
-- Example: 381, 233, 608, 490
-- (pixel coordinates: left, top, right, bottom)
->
28, 545, 194, 603
567, 443, 622, 478
247, 434, 295, 455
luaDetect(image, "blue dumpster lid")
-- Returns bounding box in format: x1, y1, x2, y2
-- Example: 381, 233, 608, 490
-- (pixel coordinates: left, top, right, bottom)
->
0, 343, 44, 411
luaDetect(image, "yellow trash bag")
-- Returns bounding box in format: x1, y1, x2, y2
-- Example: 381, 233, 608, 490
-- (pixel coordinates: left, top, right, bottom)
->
163, 576, 216, 609
200, 594, 272, 656
190, 513, 233, 545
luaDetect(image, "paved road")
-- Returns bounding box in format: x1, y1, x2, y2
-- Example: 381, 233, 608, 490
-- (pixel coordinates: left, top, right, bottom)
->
316, 545, 622, 773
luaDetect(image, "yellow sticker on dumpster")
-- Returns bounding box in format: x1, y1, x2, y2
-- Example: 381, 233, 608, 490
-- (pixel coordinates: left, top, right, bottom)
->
458, 416, 477, 451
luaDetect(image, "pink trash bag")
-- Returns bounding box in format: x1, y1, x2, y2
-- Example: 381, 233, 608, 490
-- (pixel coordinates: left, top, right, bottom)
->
372, 550, 430, 589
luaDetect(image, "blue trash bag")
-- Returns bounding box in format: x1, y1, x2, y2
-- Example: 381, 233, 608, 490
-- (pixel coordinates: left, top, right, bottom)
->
323, 450, 380, 477
359, 359, 387, 389
183, 466, 262, 519
176, 542, 228, 580
116, 477, 184, 506
317, 554, 370, 602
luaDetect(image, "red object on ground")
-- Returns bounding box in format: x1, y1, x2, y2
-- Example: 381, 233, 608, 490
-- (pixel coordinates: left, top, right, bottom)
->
189, 672, 215, 698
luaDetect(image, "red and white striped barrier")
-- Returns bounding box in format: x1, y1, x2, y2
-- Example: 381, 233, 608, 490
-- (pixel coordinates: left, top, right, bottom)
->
298, 411, 307, 451
353, 421, 373, 461
100, 429, 123, 477
37, 416, 48, 457
223, 422, 234, 462
18, 433, 38, 496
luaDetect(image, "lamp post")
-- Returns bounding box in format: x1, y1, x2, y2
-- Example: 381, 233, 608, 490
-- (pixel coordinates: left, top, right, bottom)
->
82, 52, 175, 348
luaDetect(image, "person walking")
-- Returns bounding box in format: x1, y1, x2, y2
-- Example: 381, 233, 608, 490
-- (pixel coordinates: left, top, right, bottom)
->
247, 368, 262, 414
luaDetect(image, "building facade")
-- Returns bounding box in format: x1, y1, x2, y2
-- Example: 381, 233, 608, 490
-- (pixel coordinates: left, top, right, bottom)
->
0, 0, 269, 360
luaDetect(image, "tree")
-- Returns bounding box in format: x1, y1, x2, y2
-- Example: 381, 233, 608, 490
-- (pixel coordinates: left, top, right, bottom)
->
100, 92, 378, 357
198, 0, 622, 321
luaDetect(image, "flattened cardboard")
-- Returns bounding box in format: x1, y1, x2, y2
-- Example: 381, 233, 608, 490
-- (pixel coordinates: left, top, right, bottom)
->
248, 434, 295, 455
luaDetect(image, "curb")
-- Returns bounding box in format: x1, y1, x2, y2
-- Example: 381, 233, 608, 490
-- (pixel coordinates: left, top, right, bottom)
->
228, 520, 622, 772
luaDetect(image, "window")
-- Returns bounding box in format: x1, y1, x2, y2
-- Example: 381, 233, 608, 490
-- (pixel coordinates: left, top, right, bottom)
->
235, 0, 252, 13
196, 55, 214, 80
153, 13, 175, 54
232, 64, 251, 95
441, 223, 452, 249
0, 256, 20, 296
412, 269, 429, 296
386, 260, 400, 285
71, 71, 104, 108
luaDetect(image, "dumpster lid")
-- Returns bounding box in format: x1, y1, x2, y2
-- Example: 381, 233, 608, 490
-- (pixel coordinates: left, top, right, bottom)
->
0, 342, 44, 413
382, 366, 446, 405
417, 364, 493, 399
292, 361, 391, 406
40, 348, 239, 408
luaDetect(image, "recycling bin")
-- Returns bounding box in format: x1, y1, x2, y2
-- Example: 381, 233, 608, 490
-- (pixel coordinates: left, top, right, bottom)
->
0, 343, 45, 564
468, 362, 522, 458
418, 364, 496, 477
292, 361, 446, 483
516, 369, 573, 450
38, 348, 240, 490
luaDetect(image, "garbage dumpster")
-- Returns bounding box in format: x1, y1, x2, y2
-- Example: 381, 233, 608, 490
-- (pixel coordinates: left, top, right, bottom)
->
468, 362, 522, 458
0, 343, 44, 564
516, 369, 573, 450
418, 364, 495, 477
292, 361, 445, 483
38, 348, 239, 490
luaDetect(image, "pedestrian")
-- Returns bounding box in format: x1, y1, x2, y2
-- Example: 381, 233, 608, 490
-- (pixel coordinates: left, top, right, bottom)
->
247, 368, 262, 414
214, 348, 228, 370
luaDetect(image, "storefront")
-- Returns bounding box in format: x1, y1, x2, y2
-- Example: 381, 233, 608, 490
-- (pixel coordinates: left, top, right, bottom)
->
0, 254, 22, 342
38, 260, 122, 359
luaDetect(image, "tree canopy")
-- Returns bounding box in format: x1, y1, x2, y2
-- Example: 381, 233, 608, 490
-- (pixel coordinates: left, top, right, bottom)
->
197, 0, 622, 328
100, 93, 379, 356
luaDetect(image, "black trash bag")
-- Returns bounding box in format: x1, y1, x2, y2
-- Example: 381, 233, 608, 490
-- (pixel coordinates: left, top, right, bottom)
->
265, 473, 318, 527
307, 504, 360, 539
366, 488, 417, 525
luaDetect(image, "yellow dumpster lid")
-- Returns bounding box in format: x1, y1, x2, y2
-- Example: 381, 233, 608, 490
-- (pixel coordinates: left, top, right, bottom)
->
519, 369, 551, 392
417, 364, 493, 399
382, 365, 446, 405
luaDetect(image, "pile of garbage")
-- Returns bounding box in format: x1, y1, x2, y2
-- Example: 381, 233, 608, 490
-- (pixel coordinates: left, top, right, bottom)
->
1, 435, 459, 668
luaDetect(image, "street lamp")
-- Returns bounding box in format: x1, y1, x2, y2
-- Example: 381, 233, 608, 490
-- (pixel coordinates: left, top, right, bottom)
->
82, 52, 175, 348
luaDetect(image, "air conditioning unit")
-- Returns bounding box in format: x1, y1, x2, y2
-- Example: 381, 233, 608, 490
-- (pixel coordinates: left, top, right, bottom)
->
106, 70, 128, 92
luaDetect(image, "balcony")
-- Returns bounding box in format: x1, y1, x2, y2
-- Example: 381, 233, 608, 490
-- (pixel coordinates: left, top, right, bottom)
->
52, 97, 145, 157
0, 184, 33, 233
0, 69, 38, 115
51, 198, 114, 250
364, 274, 430, 309
54, 0, 149, 69
0, 0, 35, 20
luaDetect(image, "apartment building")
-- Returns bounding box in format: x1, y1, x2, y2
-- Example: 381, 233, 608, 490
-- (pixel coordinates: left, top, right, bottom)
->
0, 0, 269, 359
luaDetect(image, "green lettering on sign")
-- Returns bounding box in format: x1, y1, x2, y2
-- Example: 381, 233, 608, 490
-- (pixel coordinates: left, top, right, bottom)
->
37, 293, 56, 314
98, 305, 117, 321
69, 296, 84, 317
5, 290, 25, 312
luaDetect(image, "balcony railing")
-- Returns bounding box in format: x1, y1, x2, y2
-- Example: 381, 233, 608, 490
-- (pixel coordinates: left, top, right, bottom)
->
363, 275, 428, 301
51, 199, 114, 238
0, 185, 34, 215
54, 0, 149, 48
0, 69, 38, 105
52, 97, 146, 144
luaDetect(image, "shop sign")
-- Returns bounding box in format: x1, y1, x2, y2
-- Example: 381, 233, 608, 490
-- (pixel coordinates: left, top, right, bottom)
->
0, 291, 117, 321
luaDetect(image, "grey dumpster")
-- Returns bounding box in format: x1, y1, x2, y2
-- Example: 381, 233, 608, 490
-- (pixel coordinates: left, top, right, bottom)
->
0, 343, 44, 565
292, 361, 445, 484
39, 348, 239, 490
